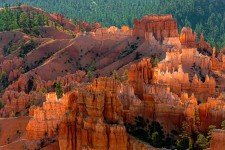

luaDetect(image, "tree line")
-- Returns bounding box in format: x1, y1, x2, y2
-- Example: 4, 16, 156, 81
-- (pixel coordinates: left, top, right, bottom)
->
1, 0, 225, 49
0, 4, 48, 31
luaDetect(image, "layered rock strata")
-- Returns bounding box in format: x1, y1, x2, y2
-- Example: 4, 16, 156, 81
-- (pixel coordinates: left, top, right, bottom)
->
133, 15, 179, 41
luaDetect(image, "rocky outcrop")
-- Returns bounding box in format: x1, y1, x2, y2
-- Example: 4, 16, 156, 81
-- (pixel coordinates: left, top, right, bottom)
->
26, 78, 127, 149
128, 58, 156, 99
58, 78, 128, 150
49, 13, 76, 31
8, 69, 21, 82
211, 47, 222, 71
198, 34, 212, 53
180, 27, 212, 53
0, 71, 85, 117
26, 93, 69, 140
0, 91, 44, 117
210, 129, 225, 150
181, 48, 211, 70
57, 76, 190, 149
180, 27, 197, 48
74, 21, 101, 34
158, 48, 181, 72
93, 26, 132, 40
222, 55, 225, 70
198, 93, 225, 132
52, 14, 67, 25
159, 46, 225, 76
157, 65, 216, 96
133, 15, 179, 41
36, 71, 86, 93
163, 37, 182, 49
27, 76, 166, 149
0, 57, 23, 74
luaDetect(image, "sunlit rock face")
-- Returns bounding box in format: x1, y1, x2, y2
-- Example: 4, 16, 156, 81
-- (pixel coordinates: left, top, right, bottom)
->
93, 26, 132, 41
26, 92, 69, 140
180, 27, 197, 48
133, 15, 179, 41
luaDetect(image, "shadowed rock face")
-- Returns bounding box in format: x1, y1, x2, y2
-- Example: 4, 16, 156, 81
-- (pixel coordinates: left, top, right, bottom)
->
128, 58, 155, 100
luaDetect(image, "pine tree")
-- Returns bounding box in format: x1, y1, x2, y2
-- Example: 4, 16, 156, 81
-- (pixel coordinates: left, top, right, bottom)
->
194, 106, 200, 126
10, 16, 19, 30
87, 70, 92, 82
19, 12, 29, 28
113, 70, 119, 80
37, 13, 44, 26
151, 131, 162, 148
54, 81, 63, 99
207, 125, 216, 143
195, 134, 208, 149
176, 121, 193, 150
184, 16, 192, 27
221, 120, 225, 130
153, 57, 159, 68
0, 71, 8, 89
39, 87, 47, 94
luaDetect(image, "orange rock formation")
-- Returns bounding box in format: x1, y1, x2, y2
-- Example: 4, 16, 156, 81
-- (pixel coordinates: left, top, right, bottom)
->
28, 76, 186, 149
128, 58, 156, 99
210, 129, 225, 150
24, 59, 225, 149
133, 15, 179, 41
26, 93, 68, 139
93, 26, 132, 40
74, 21, 102, 34
158, 65, 216, 96
198, 93, 225, 132
198, 34, 212, 53
0, 71, 85, 117
180, 27, 197, 48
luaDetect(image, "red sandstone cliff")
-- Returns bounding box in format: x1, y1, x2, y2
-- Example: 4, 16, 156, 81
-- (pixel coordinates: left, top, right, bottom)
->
133, 15, 179, 41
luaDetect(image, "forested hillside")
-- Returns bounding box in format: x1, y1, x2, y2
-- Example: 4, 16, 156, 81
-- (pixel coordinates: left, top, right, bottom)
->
0, 4, 48, 32
0, 0, 225, 49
